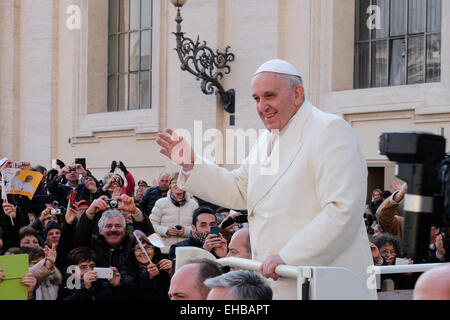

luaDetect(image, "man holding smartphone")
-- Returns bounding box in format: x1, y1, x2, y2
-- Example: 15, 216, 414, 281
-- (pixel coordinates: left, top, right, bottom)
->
169, 207, 227, 260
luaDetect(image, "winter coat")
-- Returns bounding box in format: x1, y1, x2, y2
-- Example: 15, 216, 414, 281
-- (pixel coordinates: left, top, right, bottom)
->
149, 190, 198, 254
30, 258, 62, 300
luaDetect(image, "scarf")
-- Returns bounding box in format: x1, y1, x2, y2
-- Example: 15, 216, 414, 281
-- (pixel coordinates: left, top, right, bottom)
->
170, 192, 187, 207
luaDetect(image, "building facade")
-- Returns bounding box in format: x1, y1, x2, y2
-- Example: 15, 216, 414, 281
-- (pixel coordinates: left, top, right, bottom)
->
0, 0, 448, 202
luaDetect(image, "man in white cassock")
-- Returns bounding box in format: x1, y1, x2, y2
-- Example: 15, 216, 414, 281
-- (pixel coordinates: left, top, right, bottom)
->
157, 59, 377, 300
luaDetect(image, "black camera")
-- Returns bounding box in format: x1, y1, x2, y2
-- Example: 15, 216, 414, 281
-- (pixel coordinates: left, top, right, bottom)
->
69, 165, 76, 172
175, 225, 182, 230
379, 132, 450, 261
220, 214, 248, 230
104, 198, 119, 209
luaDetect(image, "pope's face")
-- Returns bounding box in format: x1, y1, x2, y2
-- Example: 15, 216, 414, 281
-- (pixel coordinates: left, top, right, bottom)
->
251, 72, 304, 131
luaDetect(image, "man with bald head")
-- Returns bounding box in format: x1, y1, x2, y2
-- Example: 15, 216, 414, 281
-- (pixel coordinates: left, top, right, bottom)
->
226, 228, 251, 270
413, 264, 450, 300
140, 172, 170, 216
157, 59, 375, 299
168, 259, 223, 300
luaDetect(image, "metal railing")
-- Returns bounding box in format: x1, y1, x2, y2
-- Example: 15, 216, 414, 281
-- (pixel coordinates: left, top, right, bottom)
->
214, 256, 371, 300
374, 263, 446, 274
215, 257, 299, 278
175, 247, 449, 299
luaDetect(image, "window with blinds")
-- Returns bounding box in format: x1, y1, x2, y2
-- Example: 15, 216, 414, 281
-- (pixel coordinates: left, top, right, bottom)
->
354, 0, 441, 89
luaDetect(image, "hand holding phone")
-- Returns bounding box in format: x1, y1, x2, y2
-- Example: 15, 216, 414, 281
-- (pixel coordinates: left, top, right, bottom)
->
210, 226, 220, 237
93, 267, 114, 279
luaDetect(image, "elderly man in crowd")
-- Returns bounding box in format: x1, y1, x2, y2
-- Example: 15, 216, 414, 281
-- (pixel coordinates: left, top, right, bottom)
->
157, 59, 376, 299
140, 172, 170, 216
168, 259, 223, 300
205, 270, 272, 300
226, 228, 251, 271
72, 194, 154, 286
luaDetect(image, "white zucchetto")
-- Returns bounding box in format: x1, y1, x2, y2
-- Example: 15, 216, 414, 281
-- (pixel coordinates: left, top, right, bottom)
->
254, 59, 301, 77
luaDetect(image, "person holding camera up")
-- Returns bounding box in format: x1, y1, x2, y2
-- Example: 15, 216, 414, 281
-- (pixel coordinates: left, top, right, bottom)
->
103, 161, 136, 198
72, 194, 154, 289
47, 162, 91, 208
376, 180, 450, 263
59, 247, 122, 301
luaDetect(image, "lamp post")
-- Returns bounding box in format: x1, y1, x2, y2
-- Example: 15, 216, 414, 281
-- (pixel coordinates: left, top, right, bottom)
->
170, 0, 235, 114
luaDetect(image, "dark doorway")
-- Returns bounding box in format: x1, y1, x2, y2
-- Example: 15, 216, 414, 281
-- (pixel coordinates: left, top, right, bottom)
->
367, 167, 385, 204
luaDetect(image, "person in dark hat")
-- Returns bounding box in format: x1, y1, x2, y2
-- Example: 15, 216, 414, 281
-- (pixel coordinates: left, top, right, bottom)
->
43, 220, 61, 247
81, 172, 109, 203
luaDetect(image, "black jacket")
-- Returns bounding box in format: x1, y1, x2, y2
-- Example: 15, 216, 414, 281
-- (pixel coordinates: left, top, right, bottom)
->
72, 212, 155, 286
139, 186, 166, 216
59, 274, 124, 301
47, 175, 91, 208
125, 264, 171, 300
169, 234, 204, 260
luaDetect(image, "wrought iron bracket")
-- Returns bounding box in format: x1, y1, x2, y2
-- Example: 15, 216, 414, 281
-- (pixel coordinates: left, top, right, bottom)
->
172, 6, 235, 113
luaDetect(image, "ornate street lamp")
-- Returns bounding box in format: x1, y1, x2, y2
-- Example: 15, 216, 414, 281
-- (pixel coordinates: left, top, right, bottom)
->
170, 0, 236, 113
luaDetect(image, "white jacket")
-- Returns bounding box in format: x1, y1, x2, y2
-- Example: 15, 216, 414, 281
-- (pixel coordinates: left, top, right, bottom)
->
150, 190, 199, 254
178, 100, 377, 300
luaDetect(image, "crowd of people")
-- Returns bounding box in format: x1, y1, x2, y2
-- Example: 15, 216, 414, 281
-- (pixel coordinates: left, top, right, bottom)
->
0, 158, 263, 300
0, 157, 449, 300
1, 159, 449, 301
366, 181, 450, 291
2, 57, 450, 301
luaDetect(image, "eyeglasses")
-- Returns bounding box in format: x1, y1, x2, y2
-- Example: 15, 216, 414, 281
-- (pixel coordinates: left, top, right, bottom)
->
380, 250, 397, 256
135, 245, 154, 252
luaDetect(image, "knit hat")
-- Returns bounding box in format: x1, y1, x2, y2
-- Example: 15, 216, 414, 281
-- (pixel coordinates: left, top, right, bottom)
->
43, 220, 61, 240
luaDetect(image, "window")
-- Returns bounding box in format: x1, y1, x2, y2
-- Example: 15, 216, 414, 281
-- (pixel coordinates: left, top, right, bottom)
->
108, 0, 152, 111
354, 0, 441, 89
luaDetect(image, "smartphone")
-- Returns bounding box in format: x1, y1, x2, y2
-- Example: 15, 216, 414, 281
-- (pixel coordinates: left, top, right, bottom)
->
75, 158, 86, 170
93, 267, 114, 279
210, 226, 220, 236
51, 159, 57, 169
234, 214, 248, 224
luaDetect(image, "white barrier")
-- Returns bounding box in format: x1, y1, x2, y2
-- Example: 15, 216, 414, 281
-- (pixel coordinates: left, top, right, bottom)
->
374, 263, 447, 274
174, 247, 450, 299
373, 263, 450, 291
175, 247, 372, 300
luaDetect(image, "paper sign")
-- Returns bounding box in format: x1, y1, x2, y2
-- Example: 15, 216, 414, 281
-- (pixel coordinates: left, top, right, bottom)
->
1, 168, 43, 200
0, 158, 8, 167
0, 254, 29, 300
147, 233, 166, 248
395, 258, 409, 265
